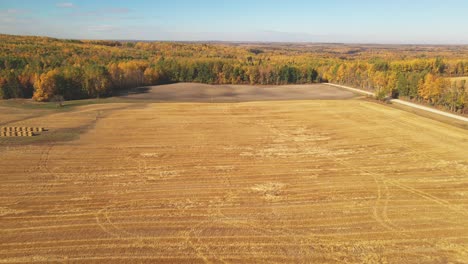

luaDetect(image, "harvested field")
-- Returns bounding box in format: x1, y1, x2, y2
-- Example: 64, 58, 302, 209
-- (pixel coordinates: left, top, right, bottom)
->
121, 83, 356, 102
450, 76, 468, 82
0, 85, 467, 263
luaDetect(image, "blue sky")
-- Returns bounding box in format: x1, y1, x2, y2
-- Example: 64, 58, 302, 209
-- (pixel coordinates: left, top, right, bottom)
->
0, 0, 467, 44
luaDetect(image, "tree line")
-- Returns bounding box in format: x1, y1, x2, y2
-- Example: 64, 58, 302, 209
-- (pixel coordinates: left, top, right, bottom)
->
0, 34, 467, 114
321, 58, 467, 113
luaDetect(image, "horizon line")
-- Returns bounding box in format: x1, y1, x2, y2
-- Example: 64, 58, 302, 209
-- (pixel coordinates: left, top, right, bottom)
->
2, 33, 468, 46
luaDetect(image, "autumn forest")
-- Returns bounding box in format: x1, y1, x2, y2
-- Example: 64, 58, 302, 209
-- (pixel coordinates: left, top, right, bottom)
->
1, 34, 467, 114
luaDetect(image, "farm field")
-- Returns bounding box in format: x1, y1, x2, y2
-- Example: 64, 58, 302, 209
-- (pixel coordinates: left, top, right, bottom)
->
122, 83, 356, 102
0, 84, 468, 263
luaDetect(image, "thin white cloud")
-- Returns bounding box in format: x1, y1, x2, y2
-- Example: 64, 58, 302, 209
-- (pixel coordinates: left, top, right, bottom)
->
5, 9, 21, 14
0, 8, 29, 24
88, 25, 118, 32
56, 2, 75, 8
104, 8, 131, 14
70, 7, 132, 18
0, 8, 27, 15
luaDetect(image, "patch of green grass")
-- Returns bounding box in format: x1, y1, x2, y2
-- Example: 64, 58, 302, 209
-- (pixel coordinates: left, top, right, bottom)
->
62, 97, 127, 107
0, 130, 82, 145
0, 97, 141, 111
0, 99, 61, 110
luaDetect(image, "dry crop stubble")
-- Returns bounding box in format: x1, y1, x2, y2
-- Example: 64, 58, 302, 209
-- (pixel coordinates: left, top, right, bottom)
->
0, 93, 467, 263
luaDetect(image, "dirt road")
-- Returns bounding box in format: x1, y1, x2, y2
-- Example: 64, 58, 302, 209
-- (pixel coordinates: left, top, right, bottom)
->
325, 83, 468, 122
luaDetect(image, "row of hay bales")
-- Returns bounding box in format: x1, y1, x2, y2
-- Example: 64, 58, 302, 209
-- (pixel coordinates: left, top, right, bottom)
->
0, 131, 35, 137
0, 127, 46, 137
1, 127, 44, 132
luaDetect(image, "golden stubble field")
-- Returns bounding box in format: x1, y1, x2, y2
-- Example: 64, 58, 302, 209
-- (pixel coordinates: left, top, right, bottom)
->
1, 95, 468, 263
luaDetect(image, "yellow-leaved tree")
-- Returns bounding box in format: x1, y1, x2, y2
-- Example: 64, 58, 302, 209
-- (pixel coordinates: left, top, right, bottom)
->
33, 69, 60, 102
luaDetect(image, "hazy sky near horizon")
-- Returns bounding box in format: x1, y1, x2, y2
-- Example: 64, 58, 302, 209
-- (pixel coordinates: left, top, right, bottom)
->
0, 0, 467, 44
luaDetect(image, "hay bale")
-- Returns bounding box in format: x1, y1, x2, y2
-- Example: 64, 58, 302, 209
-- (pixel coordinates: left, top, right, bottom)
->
27, 132, 33, 137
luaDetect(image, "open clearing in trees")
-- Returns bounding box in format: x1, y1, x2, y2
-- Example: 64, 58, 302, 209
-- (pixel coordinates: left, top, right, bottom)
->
0, 84, 467, 263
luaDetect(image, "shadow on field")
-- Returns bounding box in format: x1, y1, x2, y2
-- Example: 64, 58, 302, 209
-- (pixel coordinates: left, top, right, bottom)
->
117, 87, 151, 96
119, 83, 356, 102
